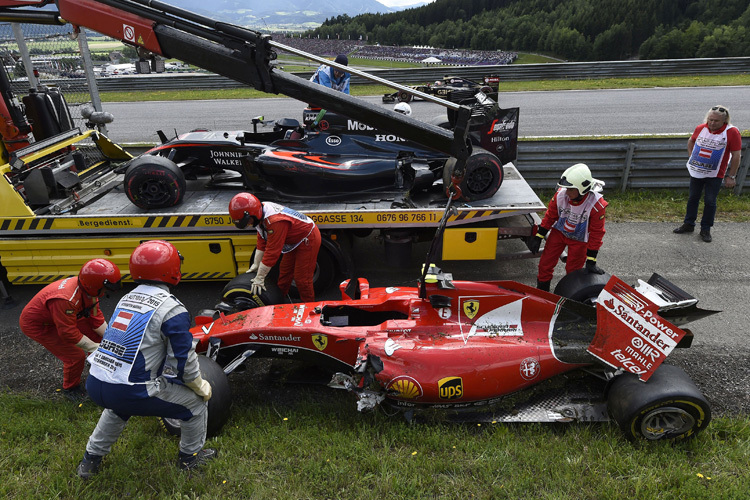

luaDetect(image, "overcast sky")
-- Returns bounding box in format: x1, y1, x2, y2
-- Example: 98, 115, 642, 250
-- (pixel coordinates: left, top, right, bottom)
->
379, 0, 436, 7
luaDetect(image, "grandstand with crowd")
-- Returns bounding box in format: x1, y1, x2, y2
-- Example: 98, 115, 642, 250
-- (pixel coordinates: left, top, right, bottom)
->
274, 34, 517, 66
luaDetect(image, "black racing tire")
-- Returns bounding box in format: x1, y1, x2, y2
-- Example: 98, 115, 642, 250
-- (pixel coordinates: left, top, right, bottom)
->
124, 155, 186, 209
398, 90, 412, 103
220, 270, 284, 311
290, 245, 337, 298
553, 268, 611, 306
442, 148, 504, 202
160, 356, 232, 438
607, 364, 711, 441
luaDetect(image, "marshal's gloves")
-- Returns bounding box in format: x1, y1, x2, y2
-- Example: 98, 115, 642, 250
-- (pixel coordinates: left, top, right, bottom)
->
76, 335, 100, 353
250, 263, 271, 296
528, 226, 548, 254
246, 250, 264, 274
185, 376, 212, 401
585, 249, 605, 274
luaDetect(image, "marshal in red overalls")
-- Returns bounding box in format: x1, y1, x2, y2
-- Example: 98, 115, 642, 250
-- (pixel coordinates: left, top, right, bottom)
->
19, 277, 106, 390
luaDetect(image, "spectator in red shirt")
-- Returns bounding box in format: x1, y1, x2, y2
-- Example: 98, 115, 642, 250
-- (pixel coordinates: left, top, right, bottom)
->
674, 105, 742, 242
229, 193, 321, 302
19, 259, 121, 401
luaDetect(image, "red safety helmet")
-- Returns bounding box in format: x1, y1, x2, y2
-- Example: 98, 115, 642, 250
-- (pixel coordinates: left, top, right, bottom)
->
229, 192, 263, 229
129, 240, 183, 286
78, 258, 122, 297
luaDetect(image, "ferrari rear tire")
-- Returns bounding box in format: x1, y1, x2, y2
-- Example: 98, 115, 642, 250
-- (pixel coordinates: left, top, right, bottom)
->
398, 91, 412, 103
124, 155, 186, 209
442, 148, 504, 202
607, 364, 711, 441
553, 268, 611, 306
160, 356, 232, 438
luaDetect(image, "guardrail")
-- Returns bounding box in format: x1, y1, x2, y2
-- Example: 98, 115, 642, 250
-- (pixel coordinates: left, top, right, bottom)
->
516, 137, 748, 195
123, 136, 749, 195
15, 56, 750, 93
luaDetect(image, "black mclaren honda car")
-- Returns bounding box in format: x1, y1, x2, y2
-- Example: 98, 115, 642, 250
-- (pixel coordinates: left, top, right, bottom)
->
120, 96, 519, 209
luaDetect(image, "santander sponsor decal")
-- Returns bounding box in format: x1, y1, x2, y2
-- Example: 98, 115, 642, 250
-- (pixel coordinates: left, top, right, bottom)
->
588, 277, 685, 381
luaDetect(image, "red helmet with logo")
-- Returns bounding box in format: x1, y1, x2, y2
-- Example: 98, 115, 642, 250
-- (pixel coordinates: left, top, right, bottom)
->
78, 258, 122, 297
129, 240, 183, 286
229, 192, 263, 229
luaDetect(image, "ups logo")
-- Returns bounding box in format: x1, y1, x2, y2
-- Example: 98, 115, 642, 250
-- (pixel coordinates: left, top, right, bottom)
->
438, 376, 463, 400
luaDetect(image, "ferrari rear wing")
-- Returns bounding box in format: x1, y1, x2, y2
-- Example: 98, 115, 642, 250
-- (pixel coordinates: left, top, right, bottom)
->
587, 274, 716, 382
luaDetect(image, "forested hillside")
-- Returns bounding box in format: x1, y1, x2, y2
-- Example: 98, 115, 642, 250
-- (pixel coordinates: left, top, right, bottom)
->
310, 0, 750, 60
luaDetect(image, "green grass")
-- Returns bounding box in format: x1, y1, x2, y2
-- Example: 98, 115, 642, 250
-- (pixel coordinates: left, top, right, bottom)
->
2, 390, 749, 499
97, 73, 750, 102
535, 189, 750, 223
514, 52, 564, 64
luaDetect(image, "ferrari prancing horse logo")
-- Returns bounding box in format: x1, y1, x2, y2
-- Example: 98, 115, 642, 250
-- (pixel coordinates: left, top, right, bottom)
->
463, 300, 479, 319
312, 334, 328, 351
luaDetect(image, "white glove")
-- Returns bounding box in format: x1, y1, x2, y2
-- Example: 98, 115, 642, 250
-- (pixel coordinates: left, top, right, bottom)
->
76, 335, 100, 353
185, 376, 212, 401
250, 262, 271, 296
246, 250, 264, 274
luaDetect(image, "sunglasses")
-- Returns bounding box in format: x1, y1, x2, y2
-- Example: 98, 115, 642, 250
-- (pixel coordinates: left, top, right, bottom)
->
711, 106, 727, 114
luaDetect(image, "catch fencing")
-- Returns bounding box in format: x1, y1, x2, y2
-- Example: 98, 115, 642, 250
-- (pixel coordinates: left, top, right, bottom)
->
1, 22, 99, 129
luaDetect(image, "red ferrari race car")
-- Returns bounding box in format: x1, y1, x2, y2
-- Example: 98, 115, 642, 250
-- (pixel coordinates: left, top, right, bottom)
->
185, 264, 715, 442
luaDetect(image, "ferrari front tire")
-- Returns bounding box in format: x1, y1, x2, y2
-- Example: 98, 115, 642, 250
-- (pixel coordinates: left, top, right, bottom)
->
221, 267, 284, 311
607, 364, 711, 441
161, 356, 232, 438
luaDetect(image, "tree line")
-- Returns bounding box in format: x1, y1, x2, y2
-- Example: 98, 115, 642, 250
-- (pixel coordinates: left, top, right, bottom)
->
309, 0, 750, 61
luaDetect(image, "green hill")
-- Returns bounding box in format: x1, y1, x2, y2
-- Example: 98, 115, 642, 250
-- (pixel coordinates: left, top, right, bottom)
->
310, 0, 750, 61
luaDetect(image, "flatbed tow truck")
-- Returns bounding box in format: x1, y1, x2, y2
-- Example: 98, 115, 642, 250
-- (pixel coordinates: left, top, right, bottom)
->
0, 0, 544, 298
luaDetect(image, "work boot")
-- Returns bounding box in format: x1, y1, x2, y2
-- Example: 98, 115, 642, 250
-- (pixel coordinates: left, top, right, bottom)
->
61, 384, 88, 403
673, 223, 694, 234
700, 229, 712, 242
178, 448, 218, 471
536, 280, 551, 292
76, 452, 103, 480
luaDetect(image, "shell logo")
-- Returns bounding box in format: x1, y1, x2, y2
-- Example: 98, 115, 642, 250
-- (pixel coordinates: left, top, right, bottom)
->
386, 376, 423, 399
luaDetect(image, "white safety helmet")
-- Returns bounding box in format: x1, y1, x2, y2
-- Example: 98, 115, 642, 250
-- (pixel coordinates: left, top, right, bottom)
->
558, 163, 594, 194
394, 102, 412, 116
